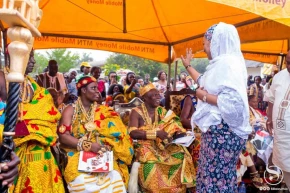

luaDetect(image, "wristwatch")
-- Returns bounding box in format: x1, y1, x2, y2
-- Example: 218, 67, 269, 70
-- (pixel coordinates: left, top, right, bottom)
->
202, 94, 207, 102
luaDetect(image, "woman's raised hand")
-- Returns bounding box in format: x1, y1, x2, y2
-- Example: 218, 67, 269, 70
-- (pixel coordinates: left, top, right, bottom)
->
181, 48, 193, 67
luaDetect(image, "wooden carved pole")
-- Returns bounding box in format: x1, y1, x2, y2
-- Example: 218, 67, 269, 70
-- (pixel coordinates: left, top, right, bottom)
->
0, 1, 42, 192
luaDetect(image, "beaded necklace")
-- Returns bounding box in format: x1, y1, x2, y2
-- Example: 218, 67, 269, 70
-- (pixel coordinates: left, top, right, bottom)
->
141, 103, 159, 129
74, 98, 98, 138
19, 77, 33, 121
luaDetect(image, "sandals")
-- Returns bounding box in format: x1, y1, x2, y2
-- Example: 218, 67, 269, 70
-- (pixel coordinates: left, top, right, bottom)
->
250, 171, 269, 190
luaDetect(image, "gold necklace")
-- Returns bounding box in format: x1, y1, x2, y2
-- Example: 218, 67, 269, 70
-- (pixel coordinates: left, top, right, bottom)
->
20, 78, 31, 104
18, 77, 31, 121
77, 98, 97, 132
141, 103, 158, 129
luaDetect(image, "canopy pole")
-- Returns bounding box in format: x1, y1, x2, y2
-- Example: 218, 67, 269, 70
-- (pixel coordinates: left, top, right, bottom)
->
280, 54, 285, 71
0, 21, 4, 69
167, 45, 172, 90
173, 60, 178, 91
123, 0, 127, 33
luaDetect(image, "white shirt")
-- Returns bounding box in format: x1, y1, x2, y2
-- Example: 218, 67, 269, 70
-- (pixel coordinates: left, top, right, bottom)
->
264, 69, 290, 172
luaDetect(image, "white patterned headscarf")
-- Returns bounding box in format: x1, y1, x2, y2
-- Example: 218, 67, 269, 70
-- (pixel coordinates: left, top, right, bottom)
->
209, 22, 243, 59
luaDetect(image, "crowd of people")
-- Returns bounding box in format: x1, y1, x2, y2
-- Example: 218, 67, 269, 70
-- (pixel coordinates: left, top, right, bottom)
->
0, 21, 289, 193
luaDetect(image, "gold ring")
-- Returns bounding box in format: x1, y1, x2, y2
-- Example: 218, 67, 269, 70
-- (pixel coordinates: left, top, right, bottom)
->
0, 162, 7, 173
163, 139, 169, 144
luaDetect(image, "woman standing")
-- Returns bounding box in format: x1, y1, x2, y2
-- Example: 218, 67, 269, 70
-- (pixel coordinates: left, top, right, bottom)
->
153, 71, 172, 98
181, 23, 251, 192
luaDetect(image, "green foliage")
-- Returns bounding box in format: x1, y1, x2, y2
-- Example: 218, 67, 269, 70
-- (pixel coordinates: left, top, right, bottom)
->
33, 52, 48, 74
105, 53, 209, 80
34, 49, 80, 73
45, 49, 80, 72
102, 63, 121, 75
105, 53, 166, 80
191, 58, 209, 74
77, 52, 93, 64
33, 50, 209, 79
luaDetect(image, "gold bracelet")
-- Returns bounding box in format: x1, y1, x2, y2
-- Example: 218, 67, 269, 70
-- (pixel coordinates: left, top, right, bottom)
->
82, 140, 93, 152
77, 138, 84, 151
128, 127, 138, 134
0, 126, 3, 146
146, 131, 156, 140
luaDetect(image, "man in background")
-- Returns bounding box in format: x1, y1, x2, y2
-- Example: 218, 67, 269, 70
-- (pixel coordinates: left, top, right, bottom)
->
37, 60, 68, 94
76, 62, 91, 80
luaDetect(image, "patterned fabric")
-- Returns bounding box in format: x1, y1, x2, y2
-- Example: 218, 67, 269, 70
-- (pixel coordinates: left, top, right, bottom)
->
76, 76, 97, 89
67, 81, 77, 97
181, 95, 199, 185
196, 120, 246, 193
180, 95, 197, 112
169, 95, 186, 116
204, 24, 218, 41
68, 172, 126, 193
10, 76, 65, 193
217, 88, 247, 138
139, 82, 155, 96
0, 100, 6, 124
133, 106, 196, 192
63, 105, 133, 188
189, 132, 201, 175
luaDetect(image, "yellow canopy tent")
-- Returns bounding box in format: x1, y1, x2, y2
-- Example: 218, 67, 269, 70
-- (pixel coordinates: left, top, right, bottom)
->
0, 0, 260, 64
208, 0, 290, 27
1, 0, 289, 71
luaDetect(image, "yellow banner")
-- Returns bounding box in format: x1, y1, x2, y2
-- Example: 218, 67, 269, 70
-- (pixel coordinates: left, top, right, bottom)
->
237, 20, 290, 43
208, 0, 290, 26
33, 36, 169, 63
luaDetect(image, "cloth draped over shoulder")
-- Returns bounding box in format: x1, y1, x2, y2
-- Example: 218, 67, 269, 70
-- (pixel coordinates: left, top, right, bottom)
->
132, 106, 196, 192
63, 105, 134, 187
192, 22, 251, 139
11, 76, 65, 193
